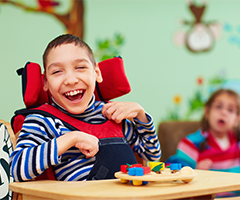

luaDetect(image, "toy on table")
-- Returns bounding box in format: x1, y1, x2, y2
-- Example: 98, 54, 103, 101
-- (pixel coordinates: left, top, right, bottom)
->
115, 163, 197, 186
148, 162, 165, 174
169, 163, 182, 173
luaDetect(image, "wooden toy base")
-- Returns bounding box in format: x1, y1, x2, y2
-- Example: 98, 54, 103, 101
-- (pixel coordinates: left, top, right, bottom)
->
115, 166, 197, 185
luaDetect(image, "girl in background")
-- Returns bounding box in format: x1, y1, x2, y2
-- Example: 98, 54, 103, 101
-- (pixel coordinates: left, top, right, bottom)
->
166, 89, 240, 196
167, 88, 240, 171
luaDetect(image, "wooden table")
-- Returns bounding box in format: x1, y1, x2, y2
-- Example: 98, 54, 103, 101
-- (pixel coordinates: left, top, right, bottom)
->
9, 169, 240, 200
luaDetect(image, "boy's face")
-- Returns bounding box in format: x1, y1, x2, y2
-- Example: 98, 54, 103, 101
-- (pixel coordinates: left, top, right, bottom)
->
43, 43, 102, 114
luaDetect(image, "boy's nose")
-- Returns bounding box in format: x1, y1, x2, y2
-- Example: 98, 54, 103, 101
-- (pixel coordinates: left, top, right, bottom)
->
64, 73, 79, 85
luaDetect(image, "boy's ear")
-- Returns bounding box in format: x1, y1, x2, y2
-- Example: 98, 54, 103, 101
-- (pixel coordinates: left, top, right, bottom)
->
95, 63, 103, 83
43, 72, 48, 92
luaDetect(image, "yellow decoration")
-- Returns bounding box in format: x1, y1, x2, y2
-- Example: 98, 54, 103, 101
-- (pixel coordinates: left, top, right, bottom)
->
173, 95, 182, 105
148, 162, 165, 170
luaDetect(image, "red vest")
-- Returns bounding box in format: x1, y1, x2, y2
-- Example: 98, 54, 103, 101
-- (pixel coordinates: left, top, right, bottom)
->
12, 104, 137, 180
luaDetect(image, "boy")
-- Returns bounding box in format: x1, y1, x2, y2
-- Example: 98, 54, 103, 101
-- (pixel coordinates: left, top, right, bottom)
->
10, 34, 161, 181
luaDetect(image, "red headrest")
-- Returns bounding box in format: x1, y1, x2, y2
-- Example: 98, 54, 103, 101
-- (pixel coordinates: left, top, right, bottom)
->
17, 57, 131, 108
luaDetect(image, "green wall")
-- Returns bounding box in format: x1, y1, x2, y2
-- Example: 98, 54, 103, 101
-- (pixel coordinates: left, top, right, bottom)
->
1, 0, 240, 128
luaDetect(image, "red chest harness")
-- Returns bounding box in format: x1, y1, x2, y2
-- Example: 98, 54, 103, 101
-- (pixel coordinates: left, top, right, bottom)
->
13, 104, 137, 180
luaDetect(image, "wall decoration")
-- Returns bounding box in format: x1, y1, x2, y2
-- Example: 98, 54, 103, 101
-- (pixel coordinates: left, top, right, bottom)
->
164, 94, 182, 121
0, 0, 125, 61
94, 33, 125, 62
0, 0, 84, 38
224, 23, 240, 48
162, 71, 232, 121
174, 0, 221, 53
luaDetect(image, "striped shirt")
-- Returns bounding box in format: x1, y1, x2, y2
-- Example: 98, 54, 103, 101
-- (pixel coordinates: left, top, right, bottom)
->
166, 129, 240, 197
10, 97, 161, 182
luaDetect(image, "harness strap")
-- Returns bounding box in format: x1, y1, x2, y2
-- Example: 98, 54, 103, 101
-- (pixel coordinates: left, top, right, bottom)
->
16, 104, 124, 139
13, 104, 138, 180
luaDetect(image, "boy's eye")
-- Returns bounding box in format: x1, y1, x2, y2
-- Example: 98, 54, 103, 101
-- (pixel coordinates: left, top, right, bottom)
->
76, 66, 86, 70
52, 70, 61, 75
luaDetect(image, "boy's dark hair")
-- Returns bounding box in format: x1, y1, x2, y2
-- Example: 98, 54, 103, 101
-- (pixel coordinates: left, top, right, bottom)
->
199, 88, 240, 151
42, 34, 96, 69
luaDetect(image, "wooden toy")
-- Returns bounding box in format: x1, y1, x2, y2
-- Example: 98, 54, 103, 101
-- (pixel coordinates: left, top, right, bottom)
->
120, 164, 143, 173
115, 166, 197, 186
119, 164, 151, 185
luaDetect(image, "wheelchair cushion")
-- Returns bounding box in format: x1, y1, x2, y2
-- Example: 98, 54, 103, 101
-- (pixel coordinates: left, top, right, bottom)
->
17, 57, 131, 108
95, 57, 131, 101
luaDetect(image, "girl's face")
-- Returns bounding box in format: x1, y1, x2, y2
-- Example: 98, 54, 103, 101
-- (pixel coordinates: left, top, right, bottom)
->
43, 43, 102, 114
205, 93, 239, 137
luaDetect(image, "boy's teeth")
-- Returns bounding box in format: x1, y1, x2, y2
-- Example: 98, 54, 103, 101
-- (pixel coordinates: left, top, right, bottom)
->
66, 90, 82, 96
70, 91, 77, 96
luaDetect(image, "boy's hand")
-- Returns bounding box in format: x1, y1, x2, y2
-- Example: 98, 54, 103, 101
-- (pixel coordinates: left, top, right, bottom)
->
102, 101, 149, 123
57, 131, 99, 158
196, 159, 213, 170
74, 131, 99, 158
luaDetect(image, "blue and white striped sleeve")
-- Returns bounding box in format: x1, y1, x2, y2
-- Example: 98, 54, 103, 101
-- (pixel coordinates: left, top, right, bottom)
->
9, 114, 61, 182
124, 112, 161, 161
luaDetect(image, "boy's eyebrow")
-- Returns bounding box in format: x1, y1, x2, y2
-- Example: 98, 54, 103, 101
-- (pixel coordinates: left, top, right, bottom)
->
73, 58, 91, 64
47, 58, 91, 69
47, 62, 62, 70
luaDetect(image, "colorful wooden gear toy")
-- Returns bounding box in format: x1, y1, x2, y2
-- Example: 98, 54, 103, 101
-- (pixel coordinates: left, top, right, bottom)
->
119, 164, 151, 186
115, 164, 197, 186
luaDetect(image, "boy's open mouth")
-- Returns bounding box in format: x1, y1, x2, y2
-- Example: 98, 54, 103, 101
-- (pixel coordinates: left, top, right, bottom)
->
64, 89, 84, 101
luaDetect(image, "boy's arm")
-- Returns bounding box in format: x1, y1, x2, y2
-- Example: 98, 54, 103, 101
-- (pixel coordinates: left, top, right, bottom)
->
9, 115, 60, 181
10, 115, 61, 182
56, 131, 98, 158
102, 101, 161, 161
10, 114, 99, 182
10, 137, 59, 182
124, 113, 161, 161
10, 115, 99, 182
102, 101, 149, 123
